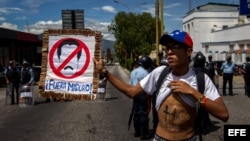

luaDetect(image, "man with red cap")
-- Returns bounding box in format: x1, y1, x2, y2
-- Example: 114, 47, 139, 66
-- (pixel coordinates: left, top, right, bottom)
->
93, 30, 229, 141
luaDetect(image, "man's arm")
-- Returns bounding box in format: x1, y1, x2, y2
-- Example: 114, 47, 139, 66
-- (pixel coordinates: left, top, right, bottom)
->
239, 63, 246, 74
4, 69, 9, 84
28, 68, 34, 85
220, 63, 224, 70
93, 58, 144, 98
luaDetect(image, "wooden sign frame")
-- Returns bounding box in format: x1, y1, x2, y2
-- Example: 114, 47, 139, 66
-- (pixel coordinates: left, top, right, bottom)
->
38, 29, 102, 101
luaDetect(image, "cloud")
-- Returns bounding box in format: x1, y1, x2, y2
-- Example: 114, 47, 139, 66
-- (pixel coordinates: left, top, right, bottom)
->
164, 3, 182, 9
0, 22, 18, 30
0, 7, 23, 14
18, 18, 115, 41
85, 18, 114, 40
102, 6, 116, 13
0, 17, 5, 21
164, 12, 173, 17
171, 18, 182, 21
15, 15, 28, 20
25, 20, 62, 34
142, 4, 155, 15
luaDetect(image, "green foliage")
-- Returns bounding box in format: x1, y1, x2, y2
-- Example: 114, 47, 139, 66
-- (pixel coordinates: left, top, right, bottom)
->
126, 58, 134, 72
108, 11, 156, 70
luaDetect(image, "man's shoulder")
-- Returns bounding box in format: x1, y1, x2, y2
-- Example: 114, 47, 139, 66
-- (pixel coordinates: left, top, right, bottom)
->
245, 62, 250, 68
131, 66, 147, 75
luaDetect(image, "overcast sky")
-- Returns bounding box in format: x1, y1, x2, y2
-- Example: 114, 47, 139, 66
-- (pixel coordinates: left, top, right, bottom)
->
0, 0, 238, 41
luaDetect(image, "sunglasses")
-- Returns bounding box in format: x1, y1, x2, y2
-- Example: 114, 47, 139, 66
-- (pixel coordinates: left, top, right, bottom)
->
165, 44, 188, 51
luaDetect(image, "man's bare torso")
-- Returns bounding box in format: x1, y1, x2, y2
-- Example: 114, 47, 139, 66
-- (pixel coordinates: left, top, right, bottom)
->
156, 93, 196, 140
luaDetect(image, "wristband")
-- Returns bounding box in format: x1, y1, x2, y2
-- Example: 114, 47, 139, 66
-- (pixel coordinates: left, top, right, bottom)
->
198, 95, 205, 103
200, 96, 208, 107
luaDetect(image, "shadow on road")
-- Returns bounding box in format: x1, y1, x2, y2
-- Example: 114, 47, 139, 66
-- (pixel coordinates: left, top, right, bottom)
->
106, 97, 119, 101
202, 120, 221, 135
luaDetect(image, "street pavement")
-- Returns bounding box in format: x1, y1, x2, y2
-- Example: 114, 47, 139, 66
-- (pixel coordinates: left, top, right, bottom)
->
0, 66, 249, 141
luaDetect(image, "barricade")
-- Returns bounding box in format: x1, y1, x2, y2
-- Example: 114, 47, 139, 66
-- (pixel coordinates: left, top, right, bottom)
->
19, 85, 34, 107
97, 78, 107, 101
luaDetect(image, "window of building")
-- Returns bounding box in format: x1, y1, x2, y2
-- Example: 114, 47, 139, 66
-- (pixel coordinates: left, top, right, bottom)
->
187, 24, 190, 33
229, 45, 234, 52
205, 45, 209, 53
239, 44, 244, 50
247, 44, 250, 50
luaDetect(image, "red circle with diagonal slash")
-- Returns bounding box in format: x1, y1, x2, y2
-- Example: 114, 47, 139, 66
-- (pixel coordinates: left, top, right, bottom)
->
49, 38, 90, 79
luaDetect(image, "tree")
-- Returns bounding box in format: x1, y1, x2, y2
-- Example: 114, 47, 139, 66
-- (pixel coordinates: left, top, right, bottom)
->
108, 12, 156, 69
106, 48, 113, 64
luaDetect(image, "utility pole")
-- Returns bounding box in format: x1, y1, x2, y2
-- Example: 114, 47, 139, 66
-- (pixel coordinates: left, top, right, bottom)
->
155, 0, 159, 65
160, 0, 164, 36
159, 0, 164, 60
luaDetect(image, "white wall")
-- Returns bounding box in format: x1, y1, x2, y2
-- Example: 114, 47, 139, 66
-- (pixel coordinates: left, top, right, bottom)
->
182, 3, 250, 64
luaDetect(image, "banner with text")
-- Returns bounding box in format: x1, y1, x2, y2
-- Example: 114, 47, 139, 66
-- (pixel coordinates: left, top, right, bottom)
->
38, 29, 101, 101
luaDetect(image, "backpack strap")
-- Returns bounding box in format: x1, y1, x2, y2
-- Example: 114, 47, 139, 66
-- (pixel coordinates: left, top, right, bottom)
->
196, 70, 205, 93
155, 66, 171, 97
194, 69, 205, 141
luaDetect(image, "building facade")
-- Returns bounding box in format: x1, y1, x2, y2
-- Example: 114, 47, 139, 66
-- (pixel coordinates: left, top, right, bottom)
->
183, 2, 250, 65
0, 28, 42, 67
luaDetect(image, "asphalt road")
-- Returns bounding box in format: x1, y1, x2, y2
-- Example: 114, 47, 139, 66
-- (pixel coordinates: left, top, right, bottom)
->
0, 66, 249, 141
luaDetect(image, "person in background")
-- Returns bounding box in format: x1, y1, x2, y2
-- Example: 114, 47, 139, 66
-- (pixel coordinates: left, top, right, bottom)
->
220, 56, 235, 96
0, 63, 5, 73
20, 60, 34, 85
132, 56, 139, 70
239, 56, 250, 97
205, 55, 217, 83
20, 60, 35, 105
93, 29, 229, 141
151, 58, 158, 69
160, 58, 169, 66
129, 55, 152, 140
5, 60, 20, 104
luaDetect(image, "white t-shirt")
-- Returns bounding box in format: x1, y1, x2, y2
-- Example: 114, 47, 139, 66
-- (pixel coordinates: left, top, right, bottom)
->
140, 66, 220, 110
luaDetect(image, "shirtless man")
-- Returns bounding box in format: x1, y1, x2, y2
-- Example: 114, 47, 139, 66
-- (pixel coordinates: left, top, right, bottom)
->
93, 30, 229, 140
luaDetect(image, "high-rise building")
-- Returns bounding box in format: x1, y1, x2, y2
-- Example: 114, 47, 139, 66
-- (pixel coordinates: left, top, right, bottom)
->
62, 10, 84, 29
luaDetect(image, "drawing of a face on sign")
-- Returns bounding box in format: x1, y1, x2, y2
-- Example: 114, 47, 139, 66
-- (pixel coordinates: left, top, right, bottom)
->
49, 38, 90, 79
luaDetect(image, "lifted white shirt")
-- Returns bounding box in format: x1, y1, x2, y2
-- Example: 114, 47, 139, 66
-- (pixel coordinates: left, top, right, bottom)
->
140, 66, 220, 110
